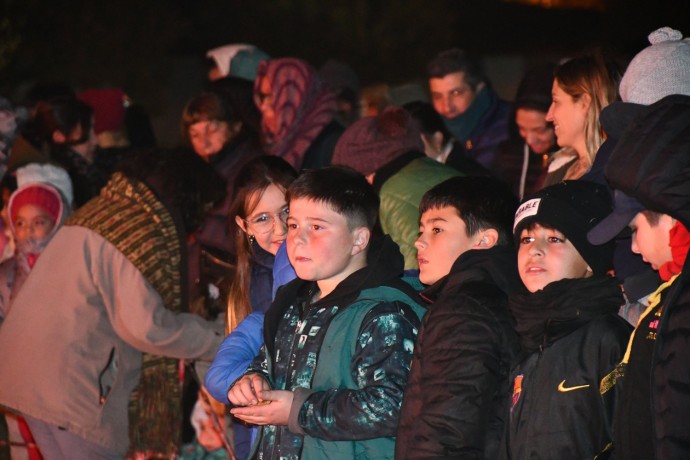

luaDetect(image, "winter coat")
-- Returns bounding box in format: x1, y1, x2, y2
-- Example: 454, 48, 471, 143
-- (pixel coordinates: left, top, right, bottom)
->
396, 246, 522, 459
445, 90, 513, 174
0, 175, 224, 455
603, 94, 690, 459
196, 138, 263, 260
250, 236, 425, 459
374, 153, 461, 271
501, 277, 630, 459
300, 120, 344, 170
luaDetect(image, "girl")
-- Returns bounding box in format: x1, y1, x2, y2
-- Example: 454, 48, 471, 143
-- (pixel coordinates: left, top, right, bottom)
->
204, 155, 297, 459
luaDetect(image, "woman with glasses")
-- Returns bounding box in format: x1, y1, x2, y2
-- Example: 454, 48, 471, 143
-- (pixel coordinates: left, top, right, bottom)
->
204, 155, 297, 459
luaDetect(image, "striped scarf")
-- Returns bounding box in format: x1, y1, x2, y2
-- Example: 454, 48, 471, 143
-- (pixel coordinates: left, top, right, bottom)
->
254, 58, 337, 169
66, 172, 184, 458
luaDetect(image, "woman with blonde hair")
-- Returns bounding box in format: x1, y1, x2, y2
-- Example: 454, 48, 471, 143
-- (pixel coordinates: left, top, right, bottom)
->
543, 54, 619, 186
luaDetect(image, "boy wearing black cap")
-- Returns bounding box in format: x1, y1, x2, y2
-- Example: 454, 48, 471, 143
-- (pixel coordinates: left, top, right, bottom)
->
587, 94, 690, 460
501, 180, 631, 459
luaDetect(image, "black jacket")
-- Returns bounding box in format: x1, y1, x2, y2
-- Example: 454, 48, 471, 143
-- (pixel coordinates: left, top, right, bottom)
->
396, 246, 522, 459
604, 94, 690, 459
501, 277, 630, 459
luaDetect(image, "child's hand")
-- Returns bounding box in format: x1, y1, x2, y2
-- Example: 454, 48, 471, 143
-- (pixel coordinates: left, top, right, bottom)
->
230, 389, 294, 426
228, 373, 271, 406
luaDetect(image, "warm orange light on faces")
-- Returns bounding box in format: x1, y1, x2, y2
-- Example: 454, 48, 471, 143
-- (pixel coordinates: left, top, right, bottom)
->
629, 212, 675, 271
515, 108, 556, 155
429, 72, 482, 119
517, 223, 591, 292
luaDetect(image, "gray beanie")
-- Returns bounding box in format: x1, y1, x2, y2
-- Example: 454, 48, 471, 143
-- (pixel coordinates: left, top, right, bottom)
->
619, 27, 690, 105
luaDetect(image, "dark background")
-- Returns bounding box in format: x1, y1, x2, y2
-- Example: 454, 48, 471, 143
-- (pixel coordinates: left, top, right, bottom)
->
2, 0, 689, 145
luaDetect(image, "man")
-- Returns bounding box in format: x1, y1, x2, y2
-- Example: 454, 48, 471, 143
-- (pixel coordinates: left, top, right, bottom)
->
427, 48, 513, 175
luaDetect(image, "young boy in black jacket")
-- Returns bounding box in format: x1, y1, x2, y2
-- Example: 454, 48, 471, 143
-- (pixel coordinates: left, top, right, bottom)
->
396, 176, 522, 459
502, 180, 632, 459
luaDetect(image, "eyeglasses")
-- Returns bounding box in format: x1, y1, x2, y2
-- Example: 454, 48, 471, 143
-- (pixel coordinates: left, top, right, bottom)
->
244, 207, 289, 234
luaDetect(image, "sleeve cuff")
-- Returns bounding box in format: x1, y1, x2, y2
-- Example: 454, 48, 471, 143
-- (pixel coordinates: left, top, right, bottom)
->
288, 387, 314, 435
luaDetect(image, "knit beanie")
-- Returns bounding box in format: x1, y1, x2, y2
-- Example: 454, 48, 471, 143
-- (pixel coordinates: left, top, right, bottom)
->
78, 88, 127, 134
206, 44, 269, 82
619, 27, 690, 105
514, 63, 556, 113
331, 106, 424, 176
8, 183, 62, 229
513, 180, 614, 275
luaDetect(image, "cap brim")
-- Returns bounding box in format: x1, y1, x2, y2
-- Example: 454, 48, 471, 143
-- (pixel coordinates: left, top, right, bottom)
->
587, 209, 638, 245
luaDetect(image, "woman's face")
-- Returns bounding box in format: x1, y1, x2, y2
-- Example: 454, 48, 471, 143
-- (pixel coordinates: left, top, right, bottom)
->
188, 120, 232, 160
235, 184, 288, 256
257, 77, 278, 136
545, 80, 588, 151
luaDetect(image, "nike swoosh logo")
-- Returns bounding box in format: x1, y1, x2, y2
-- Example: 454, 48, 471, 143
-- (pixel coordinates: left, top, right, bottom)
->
558, 380, 590, 392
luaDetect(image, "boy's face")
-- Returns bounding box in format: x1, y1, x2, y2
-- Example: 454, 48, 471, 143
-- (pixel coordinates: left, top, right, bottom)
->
14, 204, 56, 242
416, 206, 480, 285
517, 223, 590, 293
629, 212, 674, 271
286, 197, 368, 296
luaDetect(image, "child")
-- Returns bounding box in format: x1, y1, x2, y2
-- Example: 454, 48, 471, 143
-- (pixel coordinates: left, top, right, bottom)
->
228, 166, 425, 459
396, 176, 521, 459
502, 180, 631, 459
204, 155, 297, 459
587, 94, 690, 459
0, 163, 72, 460
0, 163, 72, 322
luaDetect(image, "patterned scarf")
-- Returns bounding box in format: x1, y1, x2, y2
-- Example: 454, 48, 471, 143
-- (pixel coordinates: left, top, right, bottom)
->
254, 58, 337, 169
66, 172, 184, 458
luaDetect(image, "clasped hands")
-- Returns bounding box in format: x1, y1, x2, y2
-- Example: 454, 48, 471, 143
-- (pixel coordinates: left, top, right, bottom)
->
227, 373, 293, 426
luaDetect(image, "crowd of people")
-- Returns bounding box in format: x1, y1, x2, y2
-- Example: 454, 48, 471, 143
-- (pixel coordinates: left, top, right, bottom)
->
0, 25, 688, 460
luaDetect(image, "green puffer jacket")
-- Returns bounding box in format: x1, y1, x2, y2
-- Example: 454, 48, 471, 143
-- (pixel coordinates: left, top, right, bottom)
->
379, 156, 461, 270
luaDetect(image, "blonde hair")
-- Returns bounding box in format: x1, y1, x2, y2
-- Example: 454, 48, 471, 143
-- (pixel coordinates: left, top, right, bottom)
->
554, 54, 619, 167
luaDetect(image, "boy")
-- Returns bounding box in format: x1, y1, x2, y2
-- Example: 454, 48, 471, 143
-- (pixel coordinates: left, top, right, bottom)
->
587, 94, 690, 459
502, 180, 631, 459
395, 176, 521, 459
228, 166, 425, 459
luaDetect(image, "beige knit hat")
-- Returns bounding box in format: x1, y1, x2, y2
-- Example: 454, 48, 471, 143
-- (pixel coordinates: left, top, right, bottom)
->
619, 27, 690, 105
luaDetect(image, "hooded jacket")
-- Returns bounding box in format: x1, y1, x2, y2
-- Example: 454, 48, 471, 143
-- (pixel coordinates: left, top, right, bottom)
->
501, 277, 630, 459
396, 246, 522, 459
250, 236, 425, 459
603, 94, 690, 459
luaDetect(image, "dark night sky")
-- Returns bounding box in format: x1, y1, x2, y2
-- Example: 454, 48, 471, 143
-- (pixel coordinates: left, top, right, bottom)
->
2, 0, 689, 143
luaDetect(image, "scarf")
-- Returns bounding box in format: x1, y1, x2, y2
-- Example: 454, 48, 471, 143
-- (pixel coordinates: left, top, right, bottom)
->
66, 172, 184, 458
255, 58, 337, 169
442, 87, 491, 143
659, 221, 690, 281
510, 276, 624, 353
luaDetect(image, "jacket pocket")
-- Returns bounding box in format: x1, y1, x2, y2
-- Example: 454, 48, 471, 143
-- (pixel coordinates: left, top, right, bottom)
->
98, 347, 118, 405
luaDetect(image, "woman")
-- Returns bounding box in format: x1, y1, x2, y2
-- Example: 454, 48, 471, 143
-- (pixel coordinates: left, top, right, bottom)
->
181, 83, 265, 301
254, 58, 343, 170
205, 155, 297, 459
543, 54, 618, 186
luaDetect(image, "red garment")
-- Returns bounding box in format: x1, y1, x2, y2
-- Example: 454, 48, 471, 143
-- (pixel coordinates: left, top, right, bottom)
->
659, 221, 690, 281
254, 58, 337, 169
17, 416, 43, 460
